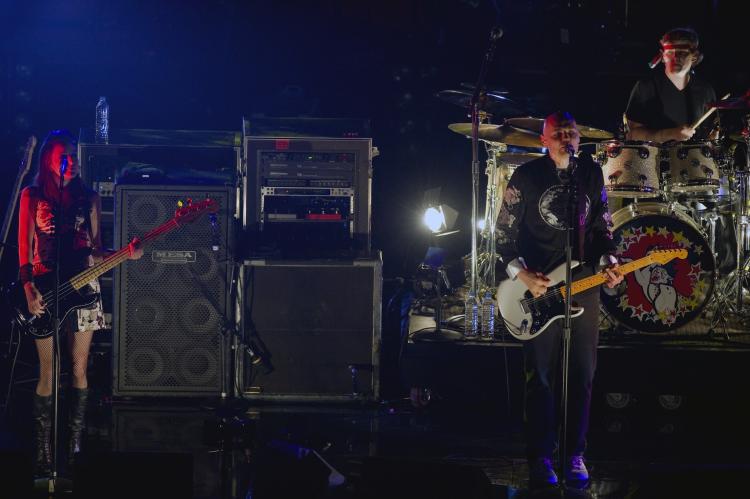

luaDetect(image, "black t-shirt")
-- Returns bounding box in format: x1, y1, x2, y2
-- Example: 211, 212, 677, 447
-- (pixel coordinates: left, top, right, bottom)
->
495, 154, 616, 274
625, 71, 717, 138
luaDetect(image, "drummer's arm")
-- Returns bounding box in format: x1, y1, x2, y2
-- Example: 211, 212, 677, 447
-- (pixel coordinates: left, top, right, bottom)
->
627, 118, 695, 143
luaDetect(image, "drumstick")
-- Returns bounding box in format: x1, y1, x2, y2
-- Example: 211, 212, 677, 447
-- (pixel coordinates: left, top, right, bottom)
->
690, 93, 731, 129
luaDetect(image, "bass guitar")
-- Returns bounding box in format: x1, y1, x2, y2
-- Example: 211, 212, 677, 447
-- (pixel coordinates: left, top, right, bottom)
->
9, 198, 218, 338
497, 249, 687, 341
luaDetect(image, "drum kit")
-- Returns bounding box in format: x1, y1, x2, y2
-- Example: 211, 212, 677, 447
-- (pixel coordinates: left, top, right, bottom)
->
443, 87, 750, 335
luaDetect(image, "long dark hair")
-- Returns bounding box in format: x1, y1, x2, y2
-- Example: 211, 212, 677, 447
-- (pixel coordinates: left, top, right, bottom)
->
34, 129, 85, 200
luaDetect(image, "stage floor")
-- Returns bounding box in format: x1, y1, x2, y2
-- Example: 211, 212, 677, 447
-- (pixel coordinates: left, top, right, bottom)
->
1, 313, 750, 498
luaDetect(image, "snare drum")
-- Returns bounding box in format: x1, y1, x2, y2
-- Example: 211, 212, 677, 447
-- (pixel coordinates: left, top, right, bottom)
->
667, 141, 721, 194
601, 202, 715, 332
597, 141, 661, 198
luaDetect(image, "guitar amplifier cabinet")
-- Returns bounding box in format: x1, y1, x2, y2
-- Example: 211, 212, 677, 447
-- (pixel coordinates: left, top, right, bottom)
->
238, 257, 382, 401
113, 184, 235, 397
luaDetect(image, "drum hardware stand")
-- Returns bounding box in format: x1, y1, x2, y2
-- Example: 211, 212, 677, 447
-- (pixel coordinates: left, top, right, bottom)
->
701, 209, 733, 339
706, 116, 750, 331
411, 264, 463, 341
465, 27, 503, 332
475, 141, 507, 294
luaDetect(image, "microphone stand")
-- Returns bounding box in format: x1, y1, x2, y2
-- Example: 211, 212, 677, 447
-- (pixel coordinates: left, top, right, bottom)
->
35, 157, 73, 493
559, 149, 578, 493
467, 26, 503, 333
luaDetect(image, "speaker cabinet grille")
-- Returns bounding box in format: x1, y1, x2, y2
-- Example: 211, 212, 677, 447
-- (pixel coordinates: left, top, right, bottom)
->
113, 185, 233, 396
240, 259, 382, 401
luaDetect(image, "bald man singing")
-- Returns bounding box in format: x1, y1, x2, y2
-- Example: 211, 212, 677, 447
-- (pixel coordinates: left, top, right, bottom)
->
495, 112, 623, 487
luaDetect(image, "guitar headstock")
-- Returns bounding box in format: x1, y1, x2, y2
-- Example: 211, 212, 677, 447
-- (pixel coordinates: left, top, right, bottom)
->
174, 198, 220, 225
20, 136, 38, 175
649, 248, 688, 265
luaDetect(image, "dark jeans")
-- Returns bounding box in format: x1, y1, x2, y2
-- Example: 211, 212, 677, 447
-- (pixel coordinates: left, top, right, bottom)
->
522, 271, 599, 460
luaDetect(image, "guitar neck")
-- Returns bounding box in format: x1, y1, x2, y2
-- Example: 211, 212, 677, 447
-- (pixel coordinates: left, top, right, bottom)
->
561, 255, 660, 298
0, 137, 36, 263
69, 218, 180, 290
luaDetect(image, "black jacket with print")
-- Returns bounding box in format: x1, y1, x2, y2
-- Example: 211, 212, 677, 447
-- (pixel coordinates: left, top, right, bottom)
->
495, 153, 616, 275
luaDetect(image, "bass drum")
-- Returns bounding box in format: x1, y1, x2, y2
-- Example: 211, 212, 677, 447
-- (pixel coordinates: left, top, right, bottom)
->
601, 203, 715, 332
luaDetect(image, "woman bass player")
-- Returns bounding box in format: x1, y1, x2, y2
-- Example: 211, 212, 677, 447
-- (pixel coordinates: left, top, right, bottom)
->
18, 130, 143, 475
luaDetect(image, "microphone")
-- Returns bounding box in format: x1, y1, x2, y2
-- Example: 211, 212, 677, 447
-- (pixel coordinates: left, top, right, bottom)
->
565, 144, 577, 165
564, 144, 578, 181
648, 51, 662, 69
245, 339, 273, 374
490, 26, 504, 41
60, 154, 68, 175
209, 213, 219, 251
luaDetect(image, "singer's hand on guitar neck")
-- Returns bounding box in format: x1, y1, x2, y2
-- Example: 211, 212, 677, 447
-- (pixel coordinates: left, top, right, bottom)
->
517, 269, 551, 298
603, 263, 624, 288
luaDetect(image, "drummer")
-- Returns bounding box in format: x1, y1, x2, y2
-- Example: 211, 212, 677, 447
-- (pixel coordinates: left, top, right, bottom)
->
625, 27, 718, 143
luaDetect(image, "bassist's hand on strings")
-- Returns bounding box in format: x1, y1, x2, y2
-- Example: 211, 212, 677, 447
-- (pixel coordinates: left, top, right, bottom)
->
518, 269, 551, 298
127, 237, 143, 260
23, 282, 45, 316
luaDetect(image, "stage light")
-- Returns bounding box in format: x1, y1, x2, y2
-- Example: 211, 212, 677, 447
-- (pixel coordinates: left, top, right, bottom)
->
423, 206, 445, 233
477, 219, 486, 231
422, 204, 458, 235
420, 187, 459, 237
422, 205, 459, 236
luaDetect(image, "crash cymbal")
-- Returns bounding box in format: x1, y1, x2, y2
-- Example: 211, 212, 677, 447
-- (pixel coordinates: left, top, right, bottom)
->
436, 89, 526, 116
504, 117, 614, 140
448, 122, 542, 149
710, 90, 750, 110
495, 152, 545, 165
459, 82, 509, 94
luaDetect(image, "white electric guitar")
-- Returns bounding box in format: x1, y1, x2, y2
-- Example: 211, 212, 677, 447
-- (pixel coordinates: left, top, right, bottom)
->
497, 249, 687, 341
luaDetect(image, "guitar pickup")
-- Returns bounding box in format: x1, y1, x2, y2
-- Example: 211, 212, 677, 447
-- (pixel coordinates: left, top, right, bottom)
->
521, 300, 530, 314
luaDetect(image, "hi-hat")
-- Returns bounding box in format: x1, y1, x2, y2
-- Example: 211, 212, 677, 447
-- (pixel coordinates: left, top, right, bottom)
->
448, 122, 542, 149
505, 117, 614, 140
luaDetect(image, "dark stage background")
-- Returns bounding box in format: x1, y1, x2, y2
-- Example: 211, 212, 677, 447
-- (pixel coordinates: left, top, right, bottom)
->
1, 0, 748, 280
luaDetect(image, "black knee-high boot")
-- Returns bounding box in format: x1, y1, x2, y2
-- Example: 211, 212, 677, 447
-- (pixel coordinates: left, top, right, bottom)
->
67, 388, 88, 465
32, 394, 52, 476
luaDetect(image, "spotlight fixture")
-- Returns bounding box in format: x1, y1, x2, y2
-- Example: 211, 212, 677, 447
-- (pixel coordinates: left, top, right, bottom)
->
422, 204, 458, 236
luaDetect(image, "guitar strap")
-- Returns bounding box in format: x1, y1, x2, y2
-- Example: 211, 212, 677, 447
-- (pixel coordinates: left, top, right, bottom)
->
577, 176, 586, 264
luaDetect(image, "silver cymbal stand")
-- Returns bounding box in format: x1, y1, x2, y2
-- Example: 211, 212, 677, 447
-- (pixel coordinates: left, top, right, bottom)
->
734, 115, 750, 314
464, 27, 503, 338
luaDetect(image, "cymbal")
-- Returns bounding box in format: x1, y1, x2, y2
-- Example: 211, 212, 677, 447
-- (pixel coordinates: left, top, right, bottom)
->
436, 89, 526, 116
495, 152, 545, 165
448, 122, 542, 148
710, 90, 750, 110
504, 117, 614, 140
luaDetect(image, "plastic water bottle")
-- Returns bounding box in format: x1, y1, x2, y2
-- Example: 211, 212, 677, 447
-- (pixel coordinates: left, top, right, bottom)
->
480, 290, 495, 339
95, 96, 109, 143
464, 292, 479, 337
